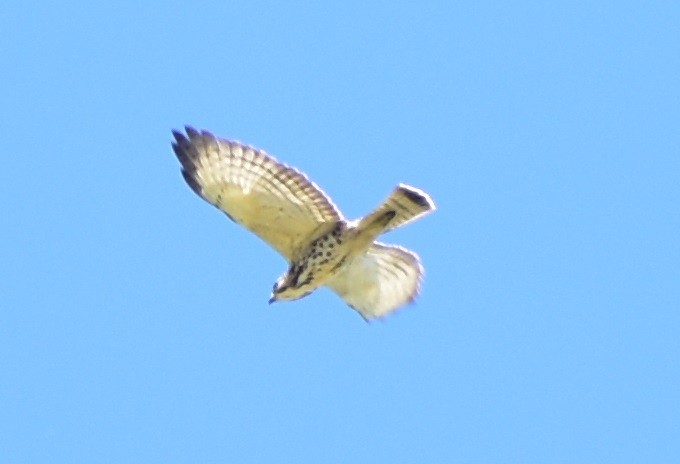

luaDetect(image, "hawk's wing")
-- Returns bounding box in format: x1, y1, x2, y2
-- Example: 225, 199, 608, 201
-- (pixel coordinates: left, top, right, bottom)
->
172, 127, 342, 260
326, 242, 423, 320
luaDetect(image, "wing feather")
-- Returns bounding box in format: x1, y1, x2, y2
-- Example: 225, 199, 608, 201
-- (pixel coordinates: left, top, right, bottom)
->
172, 127, 342, 259
326, 242, 423, 320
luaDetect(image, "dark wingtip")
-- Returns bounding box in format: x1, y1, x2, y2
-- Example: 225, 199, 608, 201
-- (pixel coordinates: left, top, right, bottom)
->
184, 125, 200, 139
180, 168, 202, 196
171, 129, 187, 143
171, 129, 193, 167
200, 128, 215, 138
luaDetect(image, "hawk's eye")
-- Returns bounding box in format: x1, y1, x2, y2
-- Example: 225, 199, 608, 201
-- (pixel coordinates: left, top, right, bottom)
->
273, 281, 287, 293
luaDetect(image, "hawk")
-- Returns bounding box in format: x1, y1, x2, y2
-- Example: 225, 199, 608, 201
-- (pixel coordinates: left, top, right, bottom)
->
172, 127, 435, 320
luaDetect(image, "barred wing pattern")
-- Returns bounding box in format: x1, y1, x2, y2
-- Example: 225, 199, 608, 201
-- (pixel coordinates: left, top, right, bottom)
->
173, 127, 342, 259
327, 242, 423, 320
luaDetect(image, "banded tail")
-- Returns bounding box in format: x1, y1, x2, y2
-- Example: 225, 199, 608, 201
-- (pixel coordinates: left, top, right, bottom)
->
358, 184, 435, 234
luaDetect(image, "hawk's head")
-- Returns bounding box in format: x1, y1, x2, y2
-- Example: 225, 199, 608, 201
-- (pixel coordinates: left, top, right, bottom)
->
269, 271, 313, 304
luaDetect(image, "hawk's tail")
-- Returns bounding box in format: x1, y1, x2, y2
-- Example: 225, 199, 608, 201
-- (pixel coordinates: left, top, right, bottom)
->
358, 184, 435, 235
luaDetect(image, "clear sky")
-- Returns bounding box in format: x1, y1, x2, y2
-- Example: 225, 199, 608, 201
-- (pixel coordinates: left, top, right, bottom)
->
1, 1, 678, 462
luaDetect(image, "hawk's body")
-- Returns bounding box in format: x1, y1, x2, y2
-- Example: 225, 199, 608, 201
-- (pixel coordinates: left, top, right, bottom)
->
172, 127, 435, 320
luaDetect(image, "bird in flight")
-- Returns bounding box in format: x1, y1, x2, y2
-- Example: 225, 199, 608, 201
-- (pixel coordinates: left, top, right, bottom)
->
172, 127, 435, 320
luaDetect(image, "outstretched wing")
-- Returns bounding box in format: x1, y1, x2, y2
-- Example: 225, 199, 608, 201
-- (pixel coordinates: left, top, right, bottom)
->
326, 242, 423, 320
172, 127, 342, 260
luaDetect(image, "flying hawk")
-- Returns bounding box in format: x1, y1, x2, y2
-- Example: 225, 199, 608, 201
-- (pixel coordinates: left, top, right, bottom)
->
172, 127, 435, 320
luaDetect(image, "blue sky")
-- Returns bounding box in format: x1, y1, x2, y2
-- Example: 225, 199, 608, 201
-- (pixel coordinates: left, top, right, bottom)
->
1, 1, 678, 462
